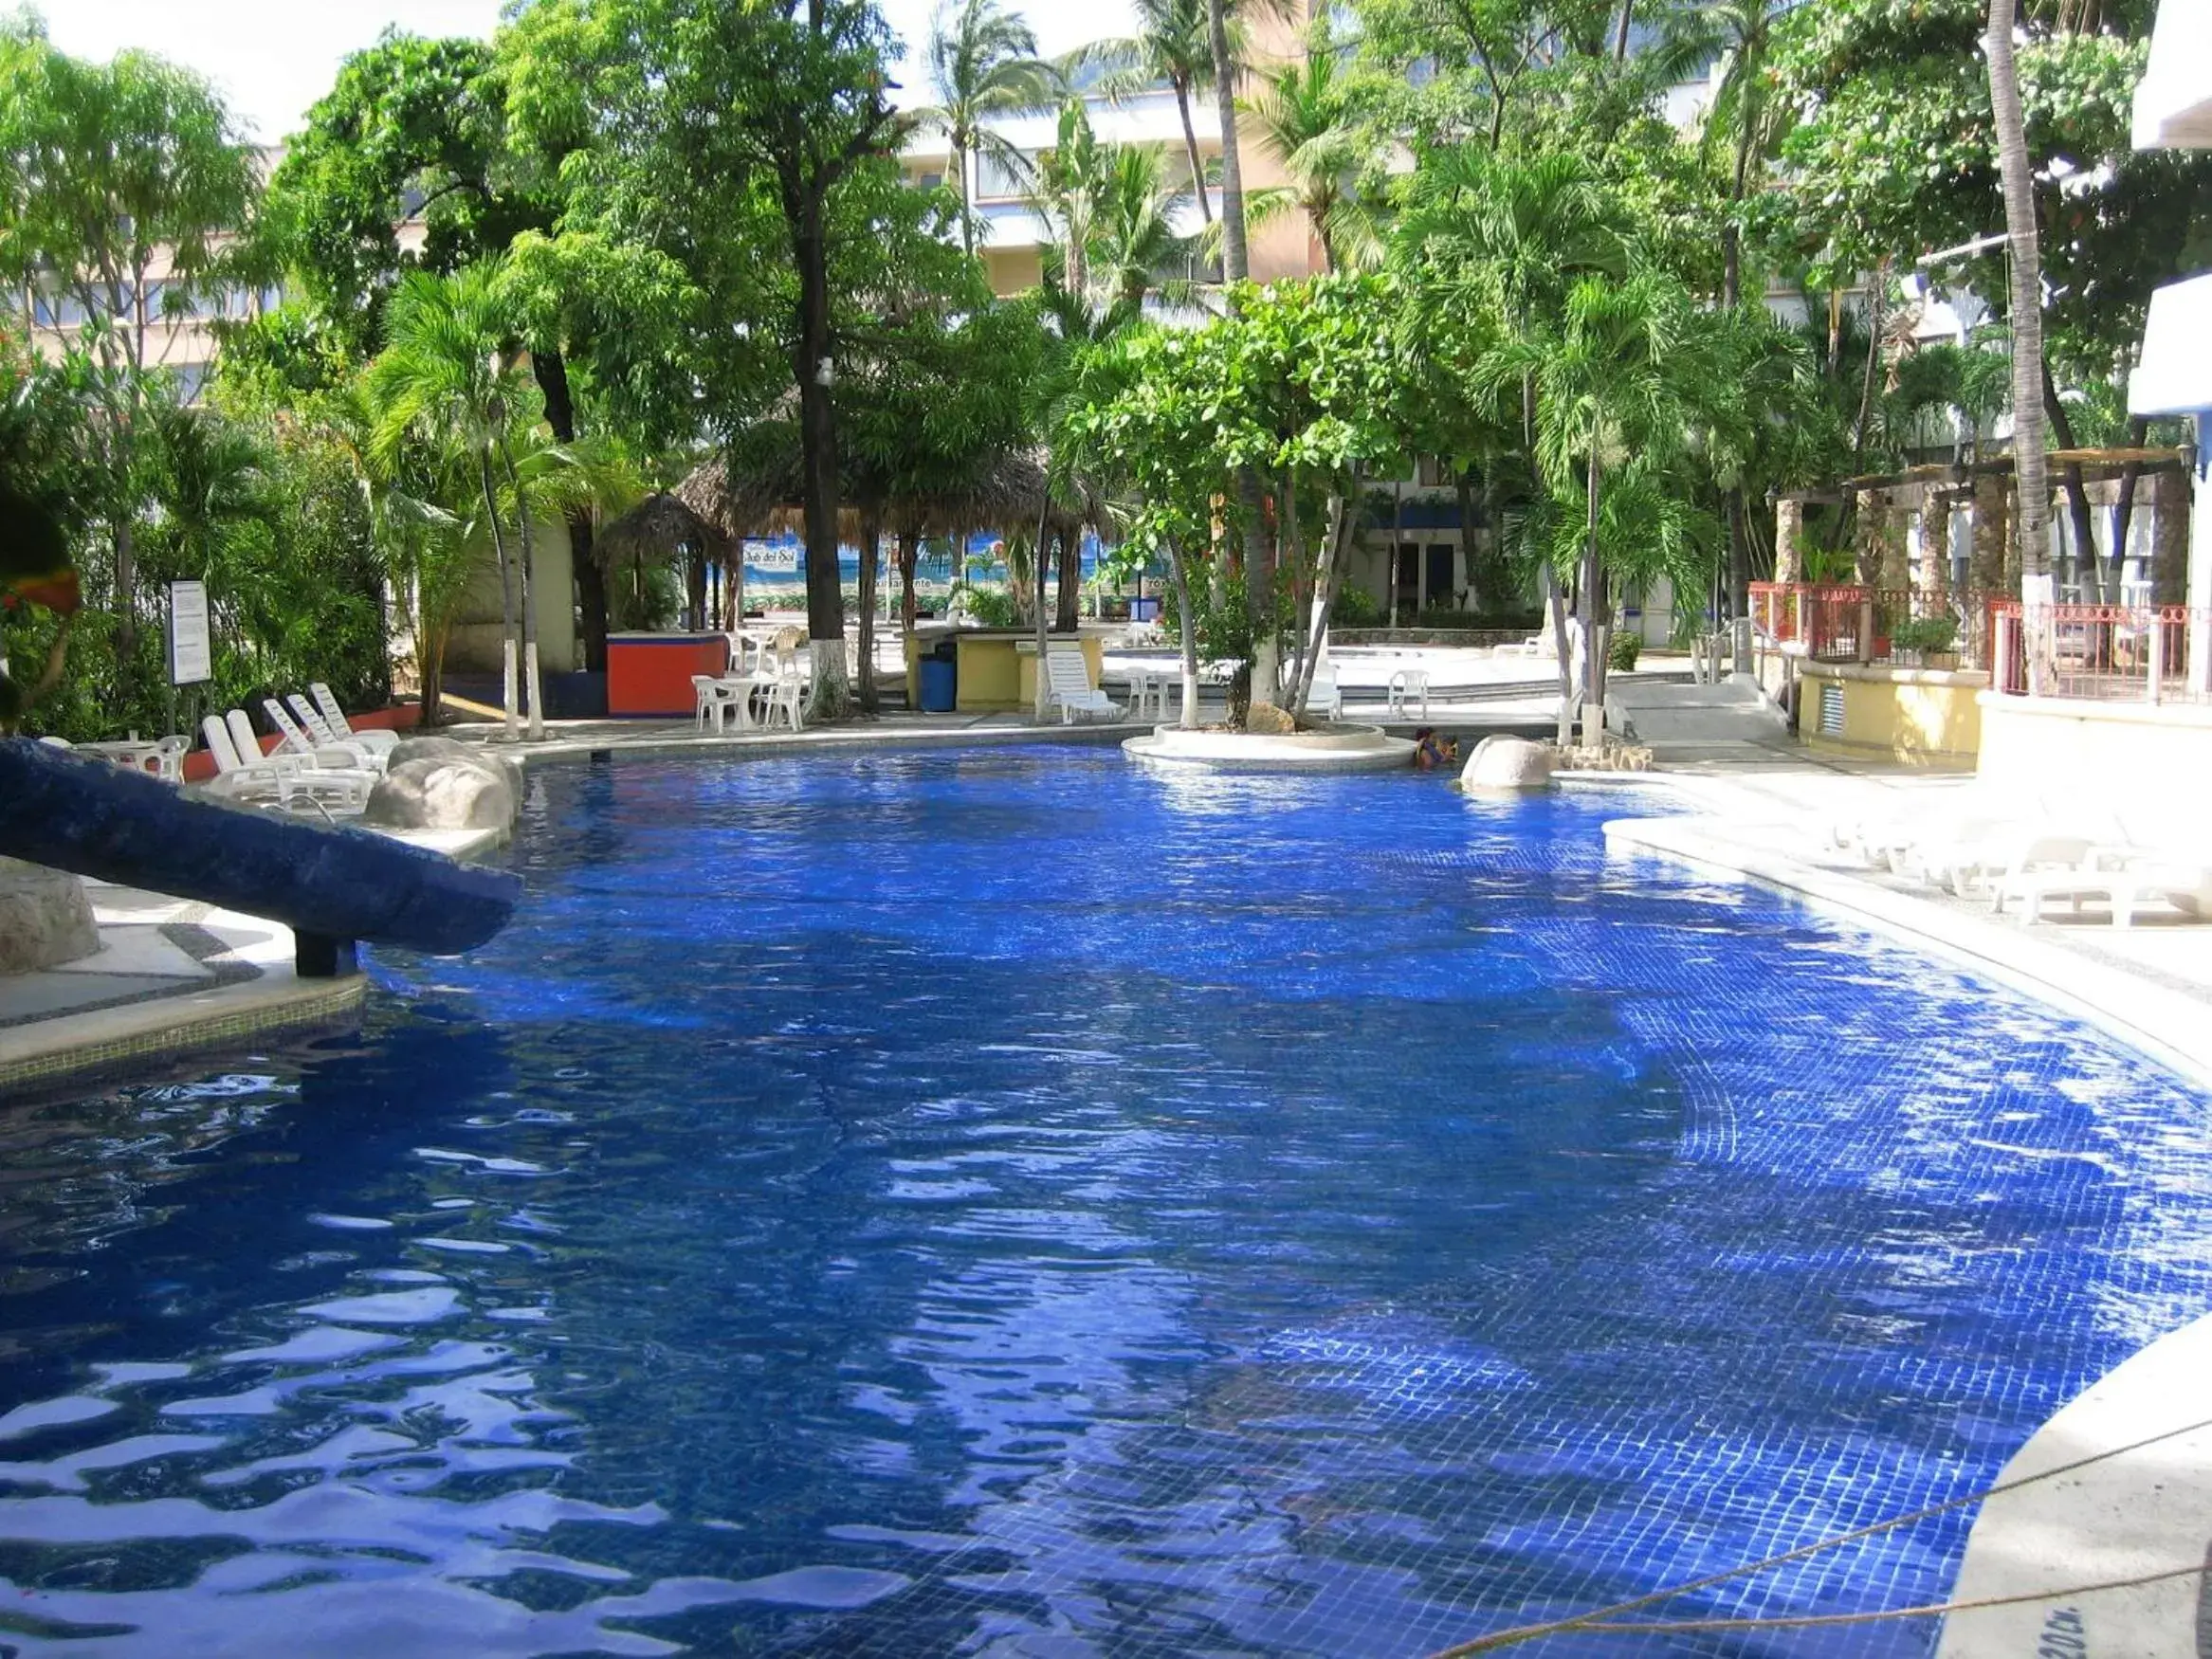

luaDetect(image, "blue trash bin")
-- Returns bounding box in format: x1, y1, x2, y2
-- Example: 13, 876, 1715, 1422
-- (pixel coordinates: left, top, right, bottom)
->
919, 657, 957, 712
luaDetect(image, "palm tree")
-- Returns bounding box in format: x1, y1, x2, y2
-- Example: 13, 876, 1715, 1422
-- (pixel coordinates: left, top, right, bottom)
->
1062, 0, 1224, 225
368, 263, 541, 739
1984, 0, 2050, 686
917, 0, 1059, 254
1242, 30, 1377, 273
1031, 102, 1197, 336
1206, 0, 1251, 283
1477, 272, 1717, 745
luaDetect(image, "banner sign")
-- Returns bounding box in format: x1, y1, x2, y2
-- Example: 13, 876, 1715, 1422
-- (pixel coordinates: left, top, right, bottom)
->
746, 543, 799, 574
168, 580, 211, 685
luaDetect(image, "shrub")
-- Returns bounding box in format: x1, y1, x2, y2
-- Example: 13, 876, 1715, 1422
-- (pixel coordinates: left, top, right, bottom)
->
960, 585, 1018, 628
1889, 615, 1959, 655
1331, 584, 1385, 628
1609, 631, 1642, 671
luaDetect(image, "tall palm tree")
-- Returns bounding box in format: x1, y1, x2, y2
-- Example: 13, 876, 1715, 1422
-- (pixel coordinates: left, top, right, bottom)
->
1242, 30, 1378, 273
1061, 0, 1225, 224
1206, 0, 1251, 283
1984, 0, 2050, 684
1030, 102, 1196, 336
368, 263, 540, 739
917, 0, 1059, 254
1475, 270, 1713, 744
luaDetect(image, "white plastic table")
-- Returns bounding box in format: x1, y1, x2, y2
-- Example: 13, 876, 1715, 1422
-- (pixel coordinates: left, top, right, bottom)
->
1124, 665, 1182, 721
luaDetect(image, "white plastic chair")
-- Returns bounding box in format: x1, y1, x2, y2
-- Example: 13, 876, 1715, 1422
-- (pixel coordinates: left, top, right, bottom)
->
692, 674, 746, 734
1044, 643, 1122, 723
1386, 667, 1430, 718
307, 683, 401, 757
759, 651, 806, 732
150, 735, 191, 782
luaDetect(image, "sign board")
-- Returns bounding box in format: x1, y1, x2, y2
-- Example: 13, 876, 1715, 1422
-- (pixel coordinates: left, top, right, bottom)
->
168, 580, 211, 685
746, 543, 799, 574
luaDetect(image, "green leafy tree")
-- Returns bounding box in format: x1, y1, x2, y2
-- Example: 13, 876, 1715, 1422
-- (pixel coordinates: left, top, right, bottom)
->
368, 263, 542, 739
0, 17, 257, 714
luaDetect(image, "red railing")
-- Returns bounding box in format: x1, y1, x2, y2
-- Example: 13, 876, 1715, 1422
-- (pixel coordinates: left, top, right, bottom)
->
1987, 602, 2212, 702
1749, 583, 1998, 670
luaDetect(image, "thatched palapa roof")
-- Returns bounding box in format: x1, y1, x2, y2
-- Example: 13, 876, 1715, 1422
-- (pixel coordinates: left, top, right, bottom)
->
594, 491, 732, 573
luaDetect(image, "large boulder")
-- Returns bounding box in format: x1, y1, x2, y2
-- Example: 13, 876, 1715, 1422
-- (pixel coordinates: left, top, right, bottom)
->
0, 856, 99, 975
1243, 701, 1298, 735
1458, 735, 1556, 794
361, 756, 519, 833
387, 736, 523, 800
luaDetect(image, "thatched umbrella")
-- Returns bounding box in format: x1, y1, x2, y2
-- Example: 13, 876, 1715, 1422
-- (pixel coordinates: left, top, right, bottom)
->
594, 491, 734, 631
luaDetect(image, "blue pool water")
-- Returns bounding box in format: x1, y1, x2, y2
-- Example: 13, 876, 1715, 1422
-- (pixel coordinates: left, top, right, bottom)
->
5, 745, 2212, 1658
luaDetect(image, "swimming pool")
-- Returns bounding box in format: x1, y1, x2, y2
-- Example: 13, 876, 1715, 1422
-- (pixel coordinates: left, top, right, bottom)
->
4, 745, 2210, 1657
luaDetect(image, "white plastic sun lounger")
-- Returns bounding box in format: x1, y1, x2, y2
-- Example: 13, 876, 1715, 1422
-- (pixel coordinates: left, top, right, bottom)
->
1994, 846, 2212, 927
1044, 644, 1122, 724
265, 698, 386, 774
219, 710, 375, 813
308, 683, 401, 757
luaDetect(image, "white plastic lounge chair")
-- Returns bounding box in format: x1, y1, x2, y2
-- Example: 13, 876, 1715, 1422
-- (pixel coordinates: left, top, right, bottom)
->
307, 683, 401, 757
200, 714, 356, 811
1045, 643, 1122, 723
221, 709, 375, 812
1307, 659, 1344, 720
1987, 835, 2104, 923
265, 698, 386, 773
1995, 844, 2212, 928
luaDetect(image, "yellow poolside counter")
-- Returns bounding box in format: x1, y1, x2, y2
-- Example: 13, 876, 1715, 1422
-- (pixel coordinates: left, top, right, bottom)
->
903, 625, 1106, 713
1799, 659, 1987, 769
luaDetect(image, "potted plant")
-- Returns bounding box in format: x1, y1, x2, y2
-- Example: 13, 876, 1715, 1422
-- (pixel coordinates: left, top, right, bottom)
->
1889, 615, 1961, 669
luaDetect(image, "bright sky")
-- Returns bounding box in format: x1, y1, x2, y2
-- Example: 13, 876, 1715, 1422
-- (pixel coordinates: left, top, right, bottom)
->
37, 0, 1138, 143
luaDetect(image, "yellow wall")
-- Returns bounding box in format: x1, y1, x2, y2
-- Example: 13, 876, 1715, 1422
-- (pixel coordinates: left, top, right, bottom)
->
446, 517, 578, 676
1979, 694, 2212, 820
982, 246, 1044, 298
1801, 663, 1985, 768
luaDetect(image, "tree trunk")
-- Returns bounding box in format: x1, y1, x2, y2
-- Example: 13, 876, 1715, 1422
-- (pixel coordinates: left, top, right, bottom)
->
2041, 359, 2104, 599
1031, 496, 1053, 721
2112, 414, 2151, 586
1709, 487, 1740, 621
1167, 537, 1201, 728
533, 351, 607, 674
477, 450, 521, 739
793, 191, 850, 718
1544, 561, 1574, 749
1175, 80, 1214, 226
1241, 470, 1275, 714
1055, 531, 1082, 631
1581, 452, 1606, 744
501, 444, 546, 741
1986, 0, 2053, 687
1207, 0, 1250, 283
898, 530, 920, 631
1291, 483, 1355, 717
954, 130, 974, 255
856, 512, 880, 714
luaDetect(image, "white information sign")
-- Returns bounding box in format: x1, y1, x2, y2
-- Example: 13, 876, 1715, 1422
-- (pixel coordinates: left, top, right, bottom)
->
169, 580, 211, 685
746, 542, 799, 574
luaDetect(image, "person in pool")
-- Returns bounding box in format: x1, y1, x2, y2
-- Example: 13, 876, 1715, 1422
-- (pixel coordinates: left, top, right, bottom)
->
1413, 728, 1458, 770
